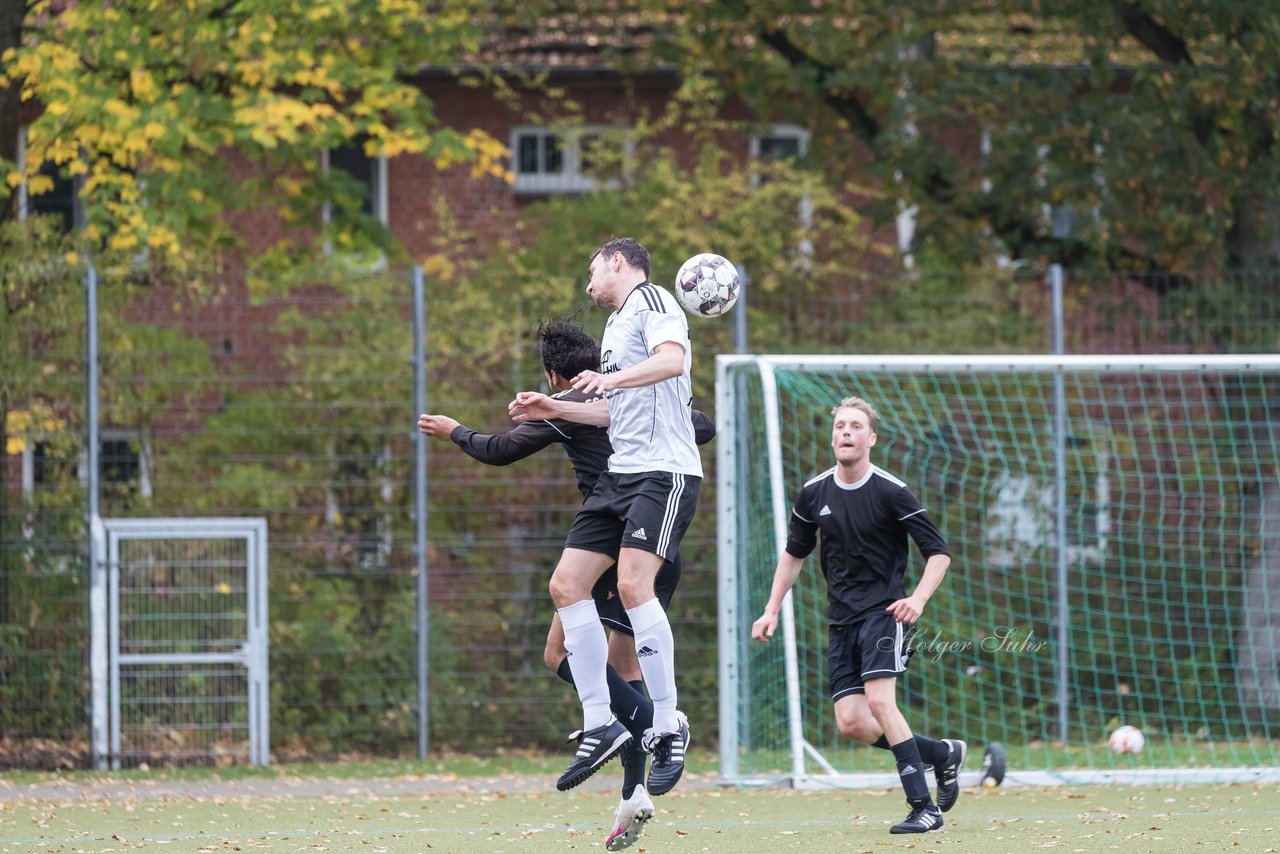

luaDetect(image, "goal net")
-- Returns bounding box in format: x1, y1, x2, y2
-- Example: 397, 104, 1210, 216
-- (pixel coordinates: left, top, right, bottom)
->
716, 355, 1280, 787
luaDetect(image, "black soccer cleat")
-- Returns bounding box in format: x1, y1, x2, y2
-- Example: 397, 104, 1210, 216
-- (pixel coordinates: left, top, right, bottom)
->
935, 738, 967, 812
556, 717, 633, 792
643, 711, 689, 796
890, 804, 944, 834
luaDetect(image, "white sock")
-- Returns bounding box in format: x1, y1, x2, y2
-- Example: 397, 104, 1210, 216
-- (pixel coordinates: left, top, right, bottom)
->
626, 597, 678, 733
558, 599, 613, 730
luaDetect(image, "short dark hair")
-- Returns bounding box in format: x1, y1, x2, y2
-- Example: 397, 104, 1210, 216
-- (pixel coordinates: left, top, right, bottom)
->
539, 319, 600, 379
594, 237, 651, 278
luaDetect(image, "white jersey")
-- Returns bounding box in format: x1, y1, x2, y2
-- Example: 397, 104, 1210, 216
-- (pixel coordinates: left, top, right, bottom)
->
599, 282, 703, 477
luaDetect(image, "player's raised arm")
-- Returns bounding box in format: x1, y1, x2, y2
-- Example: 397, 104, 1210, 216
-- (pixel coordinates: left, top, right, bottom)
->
419, 410, 565, 467
509, 391, 610, 425
417, 413, 461, 439
572, 341, 685, 397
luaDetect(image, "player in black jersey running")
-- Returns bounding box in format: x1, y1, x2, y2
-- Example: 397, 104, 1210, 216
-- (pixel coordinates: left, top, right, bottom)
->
417, 320, 712, 851
751, 397, 965, 835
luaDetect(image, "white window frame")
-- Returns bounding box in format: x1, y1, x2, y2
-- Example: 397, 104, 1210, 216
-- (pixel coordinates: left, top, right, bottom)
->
750, 124, 814, 256
321, 144, 389, 260
94, 429, 153, 500
1035, 141, 1106, 242
510, 126, 629, 194
21, 429, 151, 501
748, 124, 810, 189
17, 125, 86, 229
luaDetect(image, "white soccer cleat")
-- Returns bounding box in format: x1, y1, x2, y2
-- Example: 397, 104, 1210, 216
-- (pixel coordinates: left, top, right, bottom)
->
605, 784, 655, 851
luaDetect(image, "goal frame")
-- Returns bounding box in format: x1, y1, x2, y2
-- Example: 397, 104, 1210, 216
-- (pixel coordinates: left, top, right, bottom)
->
715, 353, 1280, 788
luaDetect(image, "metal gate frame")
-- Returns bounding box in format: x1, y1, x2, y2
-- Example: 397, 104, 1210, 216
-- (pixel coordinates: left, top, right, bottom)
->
100, 518, 269, 768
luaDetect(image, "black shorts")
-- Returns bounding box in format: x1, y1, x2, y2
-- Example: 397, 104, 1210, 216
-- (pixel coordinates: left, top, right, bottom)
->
829, 610, 913, 700
566, 470, 702, 563
591, 557, 682, 636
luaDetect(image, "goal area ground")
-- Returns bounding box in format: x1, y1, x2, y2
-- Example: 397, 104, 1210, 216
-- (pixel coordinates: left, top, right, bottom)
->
1, 767, 1277, 853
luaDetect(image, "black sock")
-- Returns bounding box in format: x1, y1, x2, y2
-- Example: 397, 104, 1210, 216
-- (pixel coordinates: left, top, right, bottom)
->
554, 661, 654, 739
620, 680, 649, 798
610, 677, 654, 737
619, 737, 646, 798
890, 738, 934, 808
912, 734, 950, 768
872, 733, 947, 768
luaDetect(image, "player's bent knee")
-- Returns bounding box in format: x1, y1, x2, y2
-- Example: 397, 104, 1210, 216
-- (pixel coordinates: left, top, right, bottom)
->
615, 575, 656, 609
548, 573, 585, 608
836, 718, 877, 742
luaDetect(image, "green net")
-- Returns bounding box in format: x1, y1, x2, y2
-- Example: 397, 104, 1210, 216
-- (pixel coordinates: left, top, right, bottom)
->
720, 356, 1280, 782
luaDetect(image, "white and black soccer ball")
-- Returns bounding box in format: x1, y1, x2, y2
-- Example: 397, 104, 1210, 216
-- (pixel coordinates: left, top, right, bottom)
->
674, 252, 741, 318
1108, 725, 1145, 754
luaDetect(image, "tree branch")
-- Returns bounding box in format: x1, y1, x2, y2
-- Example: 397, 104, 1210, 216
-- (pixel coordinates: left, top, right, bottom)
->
754, 26, 881, 145
1111, 1, 1194, 65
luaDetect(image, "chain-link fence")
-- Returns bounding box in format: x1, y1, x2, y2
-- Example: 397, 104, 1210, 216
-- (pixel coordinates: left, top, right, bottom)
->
2, 266, 1277, 767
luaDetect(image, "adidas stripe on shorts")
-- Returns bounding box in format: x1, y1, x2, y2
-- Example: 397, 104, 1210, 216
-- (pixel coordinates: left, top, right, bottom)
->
828, 610, 914, 700
566, 470, 702, 564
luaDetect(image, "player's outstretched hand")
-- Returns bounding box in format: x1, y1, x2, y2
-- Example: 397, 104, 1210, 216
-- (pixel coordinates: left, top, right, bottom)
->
509, 391, 555, 422
885, 594, 927, 625
751, 611, 779, 642
418, 413, 460, 439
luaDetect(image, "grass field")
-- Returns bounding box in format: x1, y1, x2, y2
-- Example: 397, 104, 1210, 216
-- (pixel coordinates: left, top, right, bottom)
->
2, 760, 1277, 854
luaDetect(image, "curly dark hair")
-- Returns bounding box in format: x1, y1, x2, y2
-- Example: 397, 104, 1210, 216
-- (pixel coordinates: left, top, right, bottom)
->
593, 236, 651, 278
538, 319, 601, 379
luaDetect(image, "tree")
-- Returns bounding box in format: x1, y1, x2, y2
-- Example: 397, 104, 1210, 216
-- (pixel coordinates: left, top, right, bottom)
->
0, 0, 508, 270
571, 1, 1280, 277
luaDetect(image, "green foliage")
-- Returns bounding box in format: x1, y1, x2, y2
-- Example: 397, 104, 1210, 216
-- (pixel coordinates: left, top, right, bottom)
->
0, 531, 87, 742
1, 0, 508, 272
531, 0, 1280, 271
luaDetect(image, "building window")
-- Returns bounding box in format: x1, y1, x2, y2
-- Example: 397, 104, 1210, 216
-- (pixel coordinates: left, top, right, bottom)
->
511, 127, 624, 194
755, 134, 805, 162
17, 126, 84, 230
751, 125, 813, 256
21, 431, 151, 504
325, 142, 388, 223
323, 141, 388, 225
749, 125, 810, 187
321, 140, 389, 263
27, 440, 77, 495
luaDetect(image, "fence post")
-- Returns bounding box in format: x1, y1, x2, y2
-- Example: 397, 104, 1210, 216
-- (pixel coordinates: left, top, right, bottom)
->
1050, 261, 1069, 744
411, 266, 431, 758
85, 263, 110, 770
733, 264, 749, 354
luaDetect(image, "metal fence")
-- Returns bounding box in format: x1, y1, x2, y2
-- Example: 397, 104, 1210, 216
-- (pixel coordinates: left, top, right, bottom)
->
1, 265, 1277, 767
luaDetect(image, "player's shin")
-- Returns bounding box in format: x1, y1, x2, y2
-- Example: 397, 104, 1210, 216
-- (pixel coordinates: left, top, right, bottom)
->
558, 599, 613, 729
625, 598, 678, 733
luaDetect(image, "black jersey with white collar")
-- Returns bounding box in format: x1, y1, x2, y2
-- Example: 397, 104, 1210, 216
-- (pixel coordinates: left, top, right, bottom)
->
785, 464, 950, 625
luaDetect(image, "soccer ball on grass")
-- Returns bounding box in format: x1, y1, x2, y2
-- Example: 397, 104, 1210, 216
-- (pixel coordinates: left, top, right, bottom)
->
1108, 725, 1145, 754
674, 252, 741, 318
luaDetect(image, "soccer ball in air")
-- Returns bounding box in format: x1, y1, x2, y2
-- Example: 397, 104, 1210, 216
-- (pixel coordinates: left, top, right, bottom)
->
674, 252, 741, 318
1108, 725, 1145, 754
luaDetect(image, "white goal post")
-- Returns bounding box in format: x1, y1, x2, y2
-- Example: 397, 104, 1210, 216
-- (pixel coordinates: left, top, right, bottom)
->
716, 354, 1280, 788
